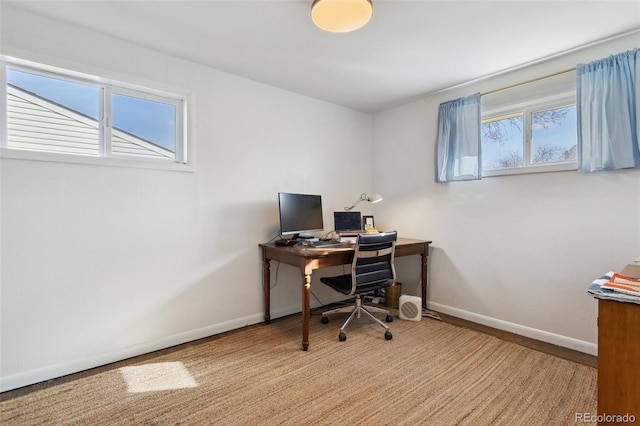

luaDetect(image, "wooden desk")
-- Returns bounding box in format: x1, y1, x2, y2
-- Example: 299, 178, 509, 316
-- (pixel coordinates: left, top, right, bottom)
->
260, 238, 432, 350
596, 263, 640, 424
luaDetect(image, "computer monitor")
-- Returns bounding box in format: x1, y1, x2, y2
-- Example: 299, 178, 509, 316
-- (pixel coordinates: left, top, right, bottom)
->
278, 192, 324, 239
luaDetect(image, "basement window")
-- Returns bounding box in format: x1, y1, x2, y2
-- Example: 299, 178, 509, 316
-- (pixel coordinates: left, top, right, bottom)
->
481, 70, 577, 176
0, 57, 188, 168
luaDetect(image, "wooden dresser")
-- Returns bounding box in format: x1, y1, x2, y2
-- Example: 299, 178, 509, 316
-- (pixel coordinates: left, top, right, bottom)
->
597, 263, 640, 424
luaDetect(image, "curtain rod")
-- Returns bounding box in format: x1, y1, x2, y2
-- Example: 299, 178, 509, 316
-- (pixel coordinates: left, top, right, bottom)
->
481, 67, 576, 97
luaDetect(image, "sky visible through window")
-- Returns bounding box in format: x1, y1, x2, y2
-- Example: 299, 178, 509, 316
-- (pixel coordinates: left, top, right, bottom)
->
7, 69, 176, 152
482, 106, 576, 169
531, 106, 577, 161
482, 116, 524, 169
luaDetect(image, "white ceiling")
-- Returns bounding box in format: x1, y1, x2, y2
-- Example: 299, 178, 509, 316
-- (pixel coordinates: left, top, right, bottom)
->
7, 0, 640, 113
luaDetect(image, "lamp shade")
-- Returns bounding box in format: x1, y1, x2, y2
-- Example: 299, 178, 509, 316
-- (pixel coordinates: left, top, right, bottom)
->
311, 0, 373, 33
368, 193, 383, 203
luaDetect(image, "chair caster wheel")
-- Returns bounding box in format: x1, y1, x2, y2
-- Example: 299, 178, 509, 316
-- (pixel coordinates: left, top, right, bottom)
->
384, 331, 392, 340
385, 315, 393, 323
321, 316, 329, 324
339, 332, 347, 342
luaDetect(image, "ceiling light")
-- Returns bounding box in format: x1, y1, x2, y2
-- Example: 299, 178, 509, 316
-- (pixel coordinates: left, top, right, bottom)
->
311, 0, 373, 33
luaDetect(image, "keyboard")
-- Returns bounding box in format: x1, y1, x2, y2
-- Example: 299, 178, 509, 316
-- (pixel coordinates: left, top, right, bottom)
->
309, 240, 342, 248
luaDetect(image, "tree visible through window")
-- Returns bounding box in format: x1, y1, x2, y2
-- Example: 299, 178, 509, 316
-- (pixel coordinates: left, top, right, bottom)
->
482, 113, 524, 169
531, 106, 576, 164
481, 102, 576, 172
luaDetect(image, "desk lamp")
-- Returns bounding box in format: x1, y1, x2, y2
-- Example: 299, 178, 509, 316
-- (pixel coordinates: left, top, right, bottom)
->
344, 193, 382, 211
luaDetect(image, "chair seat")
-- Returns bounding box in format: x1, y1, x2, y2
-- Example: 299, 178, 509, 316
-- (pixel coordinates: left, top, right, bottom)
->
321, 274, 392, 295
320, 274, 352, 295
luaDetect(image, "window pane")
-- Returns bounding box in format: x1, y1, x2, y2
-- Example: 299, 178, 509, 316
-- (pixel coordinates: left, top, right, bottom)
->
111, 93, 176, 160
531, 105, 577, 164
6, 69, 100, 156
481, 114, 523, 170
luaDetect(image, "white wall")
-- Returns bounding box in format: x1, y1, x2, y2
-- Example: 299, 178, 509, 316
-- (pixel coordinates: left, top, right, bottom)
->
373, 33, 640, 355
2, 3, 638, 394
0, 5, 374, 391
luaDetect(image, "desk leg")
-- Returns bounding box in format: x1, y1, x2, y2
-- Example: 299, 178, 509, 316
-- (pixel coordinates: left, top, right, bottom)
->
302, 274, 311, 351
263, 258, 271, 324
421, 253, 428, 310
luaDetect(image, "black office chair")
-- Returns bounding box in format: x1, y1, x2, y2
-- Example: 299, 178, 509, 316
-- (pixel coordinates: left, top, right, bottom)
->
320, 231, 397, 342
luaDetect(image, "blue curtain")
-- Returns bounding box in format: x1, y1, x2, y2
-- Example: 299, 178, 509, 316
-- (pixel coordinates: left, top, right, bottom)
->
577, 48, 639, 172
435, 93, 481, 182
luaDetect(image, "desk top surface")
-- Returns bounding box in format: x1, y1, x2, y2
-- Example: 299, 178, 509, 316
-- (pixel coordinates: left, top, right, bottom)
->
260, 237, 431, 258
261, 237, 430, 248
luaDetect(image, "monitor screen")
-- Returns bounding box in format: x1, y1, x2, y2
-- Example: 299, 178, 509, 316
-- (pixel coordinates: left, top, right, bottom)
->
278, 192, 324, 238
334, 211, 362, 231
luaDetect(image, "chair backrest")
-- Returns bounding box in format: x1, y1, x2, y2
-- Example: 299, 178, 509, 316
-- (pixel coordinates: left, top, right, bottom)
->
350, 231, 397, 295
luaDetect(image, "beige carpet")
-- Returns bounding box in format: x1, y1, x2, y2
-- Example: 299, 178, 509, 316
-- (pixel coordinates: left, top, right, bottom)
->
1, 314, 597, 425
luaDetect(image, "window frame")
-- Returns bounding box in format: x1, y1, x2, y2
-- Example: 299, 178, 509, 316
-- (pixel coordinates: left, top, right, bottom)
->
481, 85, 577, 177
108, 85, 185, 162
0, 56, 190, 171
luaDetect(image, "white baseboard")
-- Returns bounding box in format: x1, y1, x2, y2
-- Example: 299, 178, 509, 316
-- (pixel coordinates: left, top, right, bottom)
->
2, 299, 596, 392
0, 313, 265, 392
429, 302, 597, 356
1, 296, 350, 393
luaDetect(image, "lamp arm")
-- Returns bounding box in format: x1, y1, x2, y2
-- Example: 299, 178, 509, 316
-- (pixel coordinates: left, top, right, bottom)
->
344, 193, 367, 211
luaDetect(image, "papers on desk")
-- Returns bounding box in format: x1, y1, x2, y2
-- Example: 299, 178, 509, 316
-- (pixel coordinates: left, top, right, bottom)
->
587, 271, 640, 304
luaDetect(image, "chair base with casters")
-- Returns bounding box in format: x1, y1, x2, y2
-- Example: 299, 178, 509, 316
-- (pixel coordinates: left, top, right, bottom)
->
321, 294, 393, 341
319, 231, 398, 342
